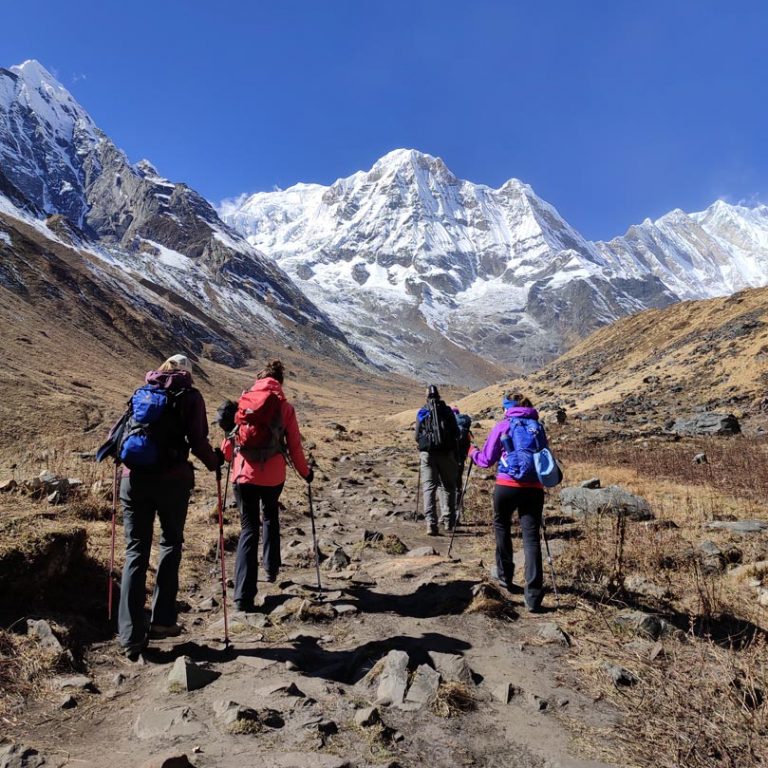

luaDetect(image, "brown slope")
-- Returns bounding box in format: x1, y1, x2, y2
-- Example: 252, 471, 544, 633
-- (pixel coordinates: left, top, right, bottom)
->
454, 286, 768, 428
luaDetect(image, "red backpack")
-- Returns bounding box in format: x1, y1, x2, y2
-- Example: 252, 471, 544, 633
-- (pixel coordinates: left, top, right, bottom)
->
234, 387, 285, 462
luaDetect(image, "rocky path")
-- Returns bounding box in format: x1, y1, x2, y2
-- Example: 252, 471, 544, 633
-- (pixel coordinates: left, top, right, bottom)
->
5, 427, 617, 768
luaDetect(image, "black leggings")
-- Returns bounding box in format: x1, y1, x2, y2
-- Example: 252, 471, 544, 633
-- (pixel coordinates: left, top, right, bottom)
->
233, 482, 284, 604
492, 485, 544, 609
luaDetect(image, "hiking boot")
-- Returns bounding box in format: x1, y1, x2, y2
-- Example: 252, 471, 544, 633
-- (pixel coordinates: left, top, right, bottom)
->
120, 638, 147, 661
235, 600, 257, 613
443, 520, 456, 533
497, 580, 524, 595
149, 623, 182, 639
427, 524, 439, 536
525, 602, 543, 613
265, 573, 277, 584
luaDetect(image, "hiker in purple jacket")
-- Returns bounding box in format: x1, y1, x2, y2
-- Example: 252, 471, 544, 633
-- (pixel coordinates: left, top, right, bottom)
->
117, 354, 223, 659
468, 393, 546, 612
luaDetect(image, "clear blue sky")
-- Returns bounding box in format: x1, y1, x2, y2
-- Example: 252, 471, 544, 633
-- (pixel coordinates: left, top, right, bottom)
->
3, 1, 767, 239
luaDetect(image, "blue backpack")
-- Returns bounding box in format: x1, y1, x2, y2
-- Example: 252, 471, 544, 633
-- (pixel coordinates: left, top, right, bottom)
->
118, 385, 186, 469
499, 418, 550, 484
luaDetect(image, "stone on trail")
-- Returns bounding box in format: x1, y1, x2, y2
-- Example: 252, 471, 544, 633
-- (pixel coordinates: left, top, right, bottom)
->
167, 656, 218, 692
26, 619, 63, 653
559, 485, 653, 521
427, 651, 474, 685
51, 674, 95, 692
333, 603, 359, 615
139, 754, 194, 768
624, 575, 668, 599
354, 706, 381, 727
536, 622, 570, 647
580, 477, 601, 489
403, 663, 441, 708
0, 478, 17, 493
0, 743, 47, 768
406, 546, 438, 558
133, 707, 204, 739
376, 650, 410, 706
256, 753, 351, 768
325, 547, 351, 571
705, 520, 768, 534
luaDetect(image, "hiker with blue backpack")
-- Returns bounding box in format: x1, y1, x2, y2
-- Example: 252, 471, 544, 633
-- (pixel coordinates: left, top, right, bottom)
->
99, 354, 224, 659
468, 393, 561, 612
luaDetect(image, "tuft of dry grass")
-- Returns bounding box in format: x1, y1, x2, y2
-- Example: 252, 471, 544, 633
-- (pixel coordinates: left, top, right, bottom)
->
430, 681, 477, 717
465, 581, 515, 619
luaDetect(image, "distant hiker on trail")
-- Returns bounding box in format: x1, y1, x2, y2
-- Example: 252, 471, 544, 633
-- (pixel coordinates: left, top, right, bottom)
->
111, 354, 223, 659
221, 359, 312, 612
416, 385, 460, 535
452, 406, 473, 499
468, 393, 547, 612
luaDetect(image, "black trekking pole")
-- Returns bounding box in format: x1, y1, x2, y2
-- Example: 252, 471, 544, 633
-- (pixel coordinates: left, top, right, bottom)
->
215, 470, 230, 647
447, 461, 473, 558
307, 483, 322, 595
415, 462, 421, 520
107, 462, 119, 621
540, 515, 561, 609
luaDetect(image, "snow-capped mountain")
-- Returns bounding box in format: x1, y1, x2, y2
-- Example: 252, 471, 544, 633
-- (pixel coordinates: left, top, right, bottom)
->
222, 149, 768, 374
0, 60, 354, 363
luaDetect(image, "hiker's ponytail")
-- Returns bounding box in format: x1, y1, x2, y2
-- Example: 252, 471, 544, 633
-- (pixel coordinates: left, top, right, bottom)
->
257, 359, 285, 384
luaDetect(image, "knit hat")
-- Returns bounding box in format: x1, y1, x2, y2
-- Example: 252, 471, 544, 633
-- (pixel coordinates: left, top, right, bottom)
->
164, 354, 192, 373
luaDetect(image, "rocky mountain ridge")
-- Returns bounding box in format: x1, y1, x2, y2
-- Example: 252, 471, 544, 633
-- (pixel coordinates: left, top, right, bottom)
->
223, 149, 768, 376
0, 60, 358, 365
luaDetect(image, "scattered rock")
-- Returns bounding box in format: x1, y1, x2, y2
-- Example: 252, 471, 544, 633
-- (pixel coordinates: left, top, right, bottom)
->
324, 547, 351, 571
0, 478, 17, 493
297, 599, 336, 622
139, 753, 194, 768
376, 650, 410, 706
427, 651, 473, 685
354, 706, 380, 727
728, 561, 768, 583
403, 664, 441, 708
214, 700, 283, 732
51, 675, 95, 692
624, 575, 668, 599
580, 477, 601, 489
697, 540, 725, 574
672, 413, 741, 436
333, 603, 359, 616
26, 620, 63, 654
536, 622, 570, 646
613, 610, 673, 640
197, 596, 218, 611
133, 707, 204, 739
560, 485, 653, 521
601, 662, 638, 686
692, 453, 708, 464
59, 695, 77, 709
167, 656, 219, 692
0, 743, 47, 768
406, 546, 438, 558
705, 520, 768, 534
362, 529, 384, 543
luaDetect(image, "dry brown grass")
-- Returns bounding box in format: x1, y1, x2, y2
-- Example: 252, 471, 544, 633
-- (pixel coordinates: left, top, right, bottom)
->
430, 681, 477, 717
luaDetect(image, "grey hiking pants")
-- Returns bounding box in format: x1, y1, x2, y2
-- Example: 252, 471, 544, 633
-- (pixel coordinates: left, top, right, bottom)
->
118, 471, 192, 651
420, 450, 458, 527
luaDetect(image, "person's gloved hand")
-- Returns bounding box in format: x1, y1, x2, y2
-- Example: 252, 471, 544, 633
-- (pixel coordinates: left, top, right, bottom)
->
305, 467, 314, 485
214, 447, 226, 467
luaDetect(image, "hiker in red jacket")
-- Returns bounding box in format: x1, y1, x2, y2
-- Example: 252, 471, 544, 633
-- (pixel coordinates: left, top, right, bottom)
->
221, 360, 312, 611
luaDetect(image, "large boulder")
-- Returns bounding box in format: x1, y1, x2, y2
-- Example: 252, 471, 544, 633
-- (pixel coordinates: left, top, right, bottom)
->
560, 485, 653, 521
671, 413, 741, 436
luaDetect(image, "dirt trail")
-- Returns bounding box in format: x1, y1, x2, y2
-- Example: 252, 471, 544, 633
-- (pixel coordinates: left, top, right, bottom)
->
9, 422, 617, 768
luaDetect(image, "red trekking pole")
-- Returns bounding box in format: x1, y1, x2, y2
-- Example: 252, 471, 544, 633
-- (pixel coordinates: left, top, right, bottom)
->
215, 470, 230, 646
108, 462, 119, 620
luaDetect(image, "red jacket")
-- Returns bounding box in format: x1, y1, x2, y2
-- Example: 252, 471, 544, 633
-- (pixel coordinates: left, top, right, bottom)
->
222, 378, 310, 487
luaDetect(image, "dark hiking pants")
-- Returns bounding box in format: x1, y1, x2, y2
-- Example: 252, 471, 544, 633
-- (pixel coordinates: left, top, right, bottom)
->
420, 450, 458, 527
233, 482, 284, 605
118, 472, 191, 651
492, 485, 545, 609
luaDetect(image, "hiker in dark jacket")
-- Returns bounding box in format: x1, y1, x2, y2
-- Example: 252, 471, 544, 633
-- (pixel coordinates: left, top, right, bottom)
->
118, 354, 222, 658
452, 406, 473, 501
416, 386, 460, 535
221, 360, 311, 612
468, 393, 546, 612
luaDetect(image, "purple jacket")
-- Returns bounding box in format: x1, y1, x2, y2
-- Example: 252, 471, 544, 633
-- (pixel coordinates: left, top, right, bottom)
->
122, 370, 219, 481
469, 406, 545, 487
